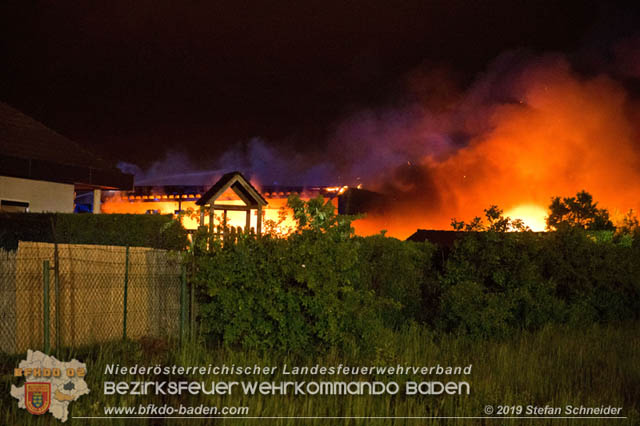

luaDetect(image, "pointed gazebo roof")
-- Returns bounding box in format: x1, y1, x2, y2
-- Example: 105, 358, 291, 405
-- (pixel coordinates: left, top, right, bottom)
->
196, 171, 267, 235
196, 171, 267, 207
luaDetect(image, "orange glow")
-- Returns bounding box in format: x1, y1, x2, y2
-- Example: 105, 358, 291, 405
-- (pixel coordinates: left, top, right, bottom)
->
504, 204, 547, 231
101, 192, 338, 236
103, 63, 640, 239
325, 186, 349, 194
353, 62, 640, 238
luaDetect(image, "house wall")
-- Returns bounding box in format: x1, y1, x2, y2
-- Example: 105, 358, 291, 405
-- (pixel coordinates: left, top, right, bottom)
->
0, 175, 74, 212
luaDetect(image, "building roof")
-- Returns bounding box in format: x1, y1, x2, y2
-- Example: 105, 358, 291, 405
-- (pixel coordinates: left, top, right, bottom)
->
0, 102, 132, 189
406, 229, 468, 248
196, 171, 268, 207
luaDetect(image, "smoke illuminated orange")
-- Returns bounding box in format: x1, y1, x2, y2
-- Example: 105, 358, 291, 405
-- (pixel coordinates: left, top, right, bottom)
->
353, 59, 640, 238
103, 60, 640, 239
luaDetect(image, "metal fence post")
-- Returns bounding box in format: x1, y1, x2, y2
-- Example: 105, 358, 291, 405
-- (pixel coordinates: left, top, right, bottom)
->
43, 260, 50, 354
53, 243, 60, 353
189, 272, 195, 342
123, 245, 129, 340
180, 265, 187, 346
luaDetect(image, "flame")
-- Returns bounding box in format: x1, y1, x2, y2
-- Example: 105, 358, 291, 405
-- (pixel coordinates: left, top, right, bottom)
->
104, 60, 640, 239
504, 204, 547, 231
351, 59, 640, 238
101, 192, 337, 236
325, 186, 349, 195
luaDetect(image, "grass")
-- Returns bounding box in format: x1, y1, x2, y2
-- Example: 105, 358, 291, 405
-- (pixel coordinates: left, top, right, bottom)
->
2, 322, 639, 425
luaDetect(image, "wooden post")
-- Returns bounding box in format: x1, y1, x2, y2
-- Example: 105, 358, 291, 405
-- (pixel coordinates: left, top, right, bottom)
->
222, 210, 228, 238
209, 207, 214, 234
245, 209, 251, 233
92, 189, 102, 213
257, 205, 262, 235
199, 208, 205, 226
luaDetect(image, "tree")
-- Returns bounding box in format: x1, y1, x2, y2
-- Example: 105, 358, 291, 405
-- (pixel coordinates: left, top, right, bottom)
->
545, 190, 614, 231
616, 209, 639, 234
451, 205, 530, 232
287, 194, 357, 240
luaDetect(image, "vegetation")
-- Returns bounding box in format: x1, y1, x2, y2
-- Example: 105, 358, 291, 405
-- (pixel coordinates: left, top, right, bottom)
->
194, 195, 398, 354
546, 190, 615, 231
2, 190, 639, 424
1, 322, 638, 425
452, 205, 530, 232
193, 193, 639, 351
0, 212, 189, 250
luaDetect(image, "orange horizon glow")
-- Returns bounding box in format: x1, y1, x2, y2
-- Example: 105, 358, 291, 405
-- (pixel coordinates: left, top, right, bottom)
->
103, 61, 640, 239
350, 61, 640, 239
504, 204, 548, 231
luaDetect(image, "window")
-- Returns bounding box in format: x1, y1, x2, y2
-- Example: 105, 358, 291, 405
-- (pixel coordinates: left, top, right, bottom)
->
0, 199, 29, 213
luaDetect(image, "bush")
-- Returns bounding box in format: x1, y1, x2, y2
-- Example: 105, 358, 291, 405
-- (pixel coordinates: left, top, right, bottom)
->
0, 213, 54, 250
193, 197, 640, 350
54, 213, 188, 250
357, 235, 438, 326
440, 231, 563, 338
195, 234, 444, 354
540, 227, 640, 324
0, 212, 188, 250
195, 234, 394, 355
439, 227, 640, 338
194, 195, 441, 354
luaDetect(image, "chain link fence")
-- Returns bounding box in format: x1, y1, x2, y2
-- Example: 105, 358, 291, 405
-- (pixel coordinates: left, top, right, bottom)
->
0, 241, 187, 354
0, 249, 18, 353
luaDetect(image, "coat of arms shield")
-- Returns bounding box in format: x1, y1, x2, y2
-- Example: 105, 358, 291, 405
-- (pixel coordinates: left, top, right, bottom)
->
25, 382, 51, 415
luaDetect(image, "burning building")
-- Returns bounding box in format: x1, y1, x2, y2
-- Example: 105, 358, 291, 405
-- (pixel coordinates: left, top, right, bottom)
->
99, 171, 372, 235
100, 54, 640, 239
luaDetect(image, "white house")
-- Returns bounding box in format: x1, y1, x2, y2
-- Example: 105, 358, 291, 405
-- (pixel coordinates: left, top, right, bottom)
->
0, 102, 132, 213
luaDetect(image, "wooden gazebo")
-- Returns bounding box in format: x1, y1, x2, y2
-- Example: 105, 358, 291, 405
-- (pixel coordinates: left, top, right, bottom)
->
195, 171, 268, 235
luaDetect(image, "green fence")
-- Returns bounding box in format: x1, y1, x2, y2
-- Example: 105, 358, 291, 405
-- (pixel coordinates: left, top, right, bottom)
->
0, 241, 194, 354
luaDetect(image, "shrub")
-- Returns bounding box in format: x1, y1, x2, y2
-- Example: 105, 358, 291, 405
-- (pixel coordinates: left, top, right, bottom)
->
195, 234, 394, 354
194, 195, 440, 354
0, 212, 188, 250
193, 197, 640, 350
357, 235, 438, 326
54, 213, 188, 250
540, 227, 640, 324
440, 231, 563, 338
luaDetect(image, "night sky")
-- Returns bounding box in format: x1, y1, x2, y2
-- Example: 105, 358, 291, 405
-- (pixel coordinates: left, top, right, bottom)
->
1, 1, 638, 173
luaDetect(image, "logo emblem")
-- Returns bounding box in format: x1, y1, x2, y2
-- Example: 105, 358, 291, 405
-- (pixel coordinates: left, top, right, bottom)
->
25, 382, 51, 415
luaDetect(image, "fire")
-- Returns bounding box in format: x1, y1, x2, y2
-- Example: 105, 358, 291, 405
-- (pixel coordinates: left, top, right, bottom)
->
350, 59, 640, 238
325, 186, 349, 195
101, 190, 337, 236
100, 194, 203, 229
504, 204, 547, 232
104, 59, 640, 239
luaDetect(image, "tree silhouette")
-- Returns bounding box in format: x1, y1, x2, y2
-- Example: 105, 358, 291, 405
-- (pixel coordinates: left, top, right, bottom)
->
546, 190, 614, 231
451, 205, 530, 232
